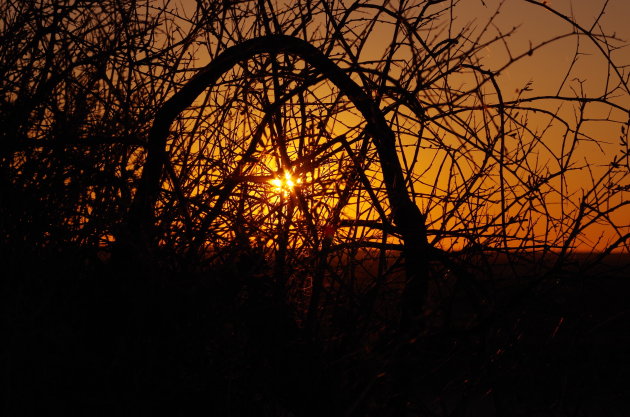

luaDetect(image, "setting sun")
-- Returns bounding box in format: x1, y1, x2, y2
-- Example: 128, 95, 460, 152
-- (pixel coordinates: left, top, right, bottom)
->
270, 171, 301, 194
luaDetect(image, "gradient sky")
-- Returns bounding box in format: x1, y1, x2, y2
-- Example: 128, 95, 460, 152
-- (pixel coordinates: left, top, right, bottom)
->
173, 0, 629, 251
454, 1, 630, 251
454, 0, 629, 102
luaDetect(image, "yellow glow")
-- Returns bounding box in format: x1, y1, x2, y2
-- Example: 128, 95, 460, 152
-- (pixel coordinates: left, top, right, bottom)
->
284, 171, 295, 188
270, 171, 301, 194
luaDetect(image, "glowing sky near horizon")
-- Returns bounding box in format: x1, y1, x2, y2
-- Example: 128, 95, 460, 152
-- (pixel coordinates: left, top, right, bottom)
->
172, 0, 629, 251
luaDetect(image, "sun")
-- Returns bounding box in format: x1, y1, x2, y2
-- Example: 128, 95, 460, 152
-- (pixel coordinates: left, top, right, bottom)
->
270, 171, 301, 194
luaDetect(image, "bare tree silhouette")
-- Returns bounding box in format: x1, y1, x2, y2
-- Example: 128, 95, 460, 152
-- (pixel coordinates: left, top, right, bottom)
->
2, 0, 629, 415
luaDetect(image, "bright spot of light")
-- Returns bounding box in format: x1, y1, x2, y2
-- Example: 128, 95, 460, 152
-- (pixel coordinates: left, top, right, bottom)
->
270, 171, 301, 194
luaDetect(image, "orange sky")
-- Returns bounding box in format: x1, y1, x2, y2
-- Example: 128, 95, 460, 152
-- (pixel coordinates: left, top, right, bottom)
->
453, 0, 630, 252
171, 0, 629, 253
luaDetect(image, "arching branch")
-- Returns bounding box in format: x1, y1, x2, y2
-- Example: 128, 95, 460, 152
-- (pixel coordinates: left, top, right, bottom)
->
127, 34, 429, 314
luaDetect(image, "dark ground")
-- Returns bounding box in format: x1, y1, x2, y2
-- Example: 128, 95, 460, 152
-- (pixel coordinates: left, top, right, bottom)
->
3, 247, 630, 416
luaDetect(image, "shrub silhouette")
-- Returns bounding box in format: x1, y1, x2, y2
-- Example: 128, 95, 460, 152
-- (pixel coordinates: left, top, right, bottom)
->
2, 1, 629, 415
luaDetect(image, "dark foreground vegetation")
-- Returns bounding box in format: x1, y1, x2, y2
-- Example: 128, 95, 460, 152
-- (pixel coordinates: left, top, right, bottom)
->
4, 246, 629, 416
